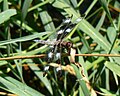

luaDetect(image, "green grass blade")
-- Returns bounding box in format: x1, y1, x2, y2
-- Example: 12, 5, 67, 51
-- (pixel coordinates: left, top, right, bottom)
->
107, 27, 117, 44
0, 0, 3, 3
95, 11, 106, 31
28, 0, 49, 12
85, 0, 98, 16
3, 0, 8, 10
99, 0, 111, 16
99, 87, 116, 96
0, 9, 17, 24
51, 0, 79, 17
26, 59, 53, 95
105, 61, 120, 77
79, 19, 120, 64
39, 8, 55, 39
0, 32, 52, 46
0, 74, 44, 96
86, 57, 105, 70
0, 61, 8, 66
71, 64, 90, 96
99, 0, 118, 30
21, 0, 33, 21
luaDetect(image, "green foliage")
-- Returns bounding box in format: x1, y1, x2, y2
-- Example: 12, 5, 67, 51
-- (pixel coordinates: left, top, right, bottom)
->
0, 0, 120, 96
0, 9, 16, 24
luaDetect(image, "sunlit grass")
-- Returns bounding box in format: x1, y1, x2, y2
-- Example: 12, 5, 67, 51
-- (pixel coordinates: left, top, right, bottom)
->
0, 0, 119, 96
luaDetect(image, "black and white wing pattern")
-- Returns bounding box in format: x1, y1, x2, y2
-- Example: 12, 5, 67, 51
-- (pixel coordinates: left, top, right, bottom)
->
34, 15, 84, 76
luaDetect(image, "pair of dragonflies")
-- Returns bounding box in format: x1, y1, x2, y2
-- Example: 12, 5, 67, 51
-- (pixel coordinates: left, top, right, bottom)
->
34, 15, 84, 76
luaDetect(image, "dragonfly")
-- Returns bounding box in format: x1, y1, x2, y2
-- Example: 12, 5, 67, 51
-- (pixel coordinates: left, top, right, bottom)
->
34, 15, 84, 76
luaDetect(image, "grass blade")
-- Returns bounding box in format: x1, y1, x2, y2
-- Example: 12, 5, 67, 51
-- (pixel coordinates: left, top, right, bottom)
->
0, 9, 16, 24
71, 64, 90, 96
105, 61, 120, 77
0, 32, 52, 46
0, 74, 44, 96
21, 0, 33, 21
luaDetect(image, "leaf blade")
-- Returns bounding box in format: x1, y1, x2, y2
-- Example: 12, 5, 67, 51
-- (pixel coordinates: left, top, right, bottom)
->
0, 9, 17, 24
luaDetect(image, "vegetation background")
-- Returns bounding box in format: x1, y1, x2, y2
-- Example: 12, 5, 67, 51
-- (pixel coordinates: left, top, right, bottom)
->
0, 0, 120, 96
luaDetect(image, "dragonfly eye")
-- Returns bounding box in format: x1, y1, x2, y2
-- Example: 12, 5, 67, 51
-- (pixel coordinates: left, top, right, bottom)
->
66, 42, 73, 48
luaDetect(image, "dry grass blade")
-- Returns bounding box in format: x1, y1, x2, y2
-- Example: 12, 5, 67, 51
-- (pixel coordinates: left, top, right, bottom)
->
0, 54, 120, 61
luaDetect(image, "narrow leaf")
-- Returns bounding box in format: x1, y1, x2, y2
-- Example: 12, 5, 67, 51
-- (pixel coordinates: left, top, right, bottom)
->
22, 0, 33, 21
107, 27, 117, 44
71, 64, 90, 96
0, 74, 44, 96
105, 61, 120, 77
0, 9, 17, 24
0, 32, 52, 46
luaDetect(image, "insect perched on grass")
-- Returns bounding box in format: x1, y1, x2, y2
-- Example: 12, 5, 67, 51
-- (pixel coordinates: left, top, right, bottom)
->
34, 15, 84, 77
